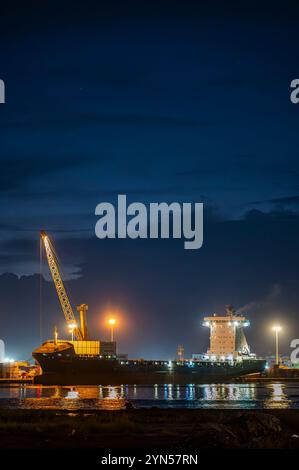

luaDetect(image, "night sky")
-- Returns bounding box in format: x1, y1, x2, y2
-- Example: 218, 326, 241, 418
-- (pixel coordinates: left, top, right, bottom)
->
0, 1, 299, 360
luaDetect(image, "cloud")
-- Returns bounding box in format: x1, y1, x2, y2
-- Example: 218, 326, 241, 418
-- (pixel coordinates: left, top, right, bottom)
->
0, 154, 102, 192
269, 196, 299, 205
257, 195, 299, 206
2, 112, 208, 131
243, 208, 299, 221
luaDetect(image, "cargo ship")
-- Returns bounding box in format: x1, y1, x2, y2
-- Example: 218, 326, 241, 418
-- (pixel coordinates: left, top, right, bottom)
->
33, 232, 265, 385
33, 344, 265, 386
32, 307, 266, 385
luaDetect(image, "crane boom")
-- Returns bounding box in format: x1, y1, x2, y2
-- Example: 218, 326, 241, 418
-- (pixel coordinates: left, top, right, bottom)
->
40, 231, 83, 340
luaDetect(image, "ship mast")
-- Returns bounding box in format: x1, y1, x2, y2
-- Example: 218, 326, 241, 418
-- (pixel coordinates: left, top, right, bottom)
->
40, 231, 88, 341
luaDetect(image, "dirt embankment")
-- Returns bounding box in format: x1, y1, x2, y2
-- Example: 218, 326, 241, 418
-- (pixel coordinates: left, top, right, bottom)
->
0, 408, 299, 449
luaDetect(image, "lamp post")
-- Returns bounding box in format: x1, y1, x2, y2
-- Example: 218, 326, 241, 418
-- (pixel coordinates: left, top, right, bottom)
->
69, 322, 77, 341
108, 318, 116, 342
272, 325, 282, 365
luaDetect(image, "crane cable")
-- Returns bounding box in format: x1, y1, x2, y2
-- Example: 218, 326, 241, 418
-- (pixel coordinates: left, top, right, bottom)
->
39, 237, 43, 343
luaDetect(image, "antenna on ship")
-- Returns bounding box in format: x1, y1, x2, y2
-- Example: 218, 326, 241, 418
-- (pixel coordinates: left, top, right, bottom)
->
54, 326, 58, 346
225, 305, 235, 316
177, 344, 184, 361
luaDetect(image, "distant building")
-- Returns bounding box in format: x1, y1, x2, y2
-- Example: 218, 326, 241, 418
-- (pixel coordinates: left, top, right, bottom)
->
100, 341, 117, 357
266, 355, 294, 368
0, 361, 36, 379
117, 353, 128, 360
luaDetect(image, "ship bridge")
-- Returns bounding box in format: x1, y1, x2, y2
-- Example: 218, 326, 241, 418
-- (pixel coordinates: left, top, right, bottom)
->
203, 305, 250, 359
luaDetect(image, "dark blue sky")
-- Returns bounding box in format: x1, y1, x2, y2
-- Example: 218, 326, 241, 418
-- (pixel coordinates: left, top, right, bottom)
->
0, 1, 299, 360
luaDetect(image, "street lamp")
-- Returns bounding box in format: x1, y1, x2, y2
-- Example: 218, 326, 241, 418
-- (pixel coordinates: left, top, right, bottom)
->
68, 322, 77, 341
108, 318, 116, 342
272, 325, 282, 365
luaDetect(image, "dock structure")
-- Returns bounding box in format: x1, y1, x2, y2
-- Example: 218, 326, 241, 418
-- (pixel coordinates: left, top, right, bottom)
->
0, 378, 33, 384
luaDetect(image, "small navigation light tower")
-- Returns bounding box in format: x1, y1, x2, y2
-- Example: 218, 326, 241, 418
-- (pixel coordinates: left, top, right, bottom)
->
272, 325, 282, 366
0, 339, 4, 363
177, 344, 184, 361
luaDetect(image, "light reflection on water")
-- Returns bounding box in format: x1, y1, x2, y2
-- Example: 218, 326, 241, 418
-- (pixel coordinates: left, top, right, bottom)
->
264, 383, 292, 409
0, 383, 298, 410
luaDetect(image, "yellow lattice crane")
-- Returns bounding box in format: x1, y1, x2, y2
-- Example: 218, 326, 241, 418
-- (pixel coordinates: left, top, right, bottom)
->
40, 230, 88, 341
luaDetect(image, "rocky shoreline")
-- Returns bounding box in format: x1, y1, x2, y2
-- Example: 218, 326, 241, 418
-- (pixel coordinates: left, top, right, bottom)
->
0, 408, 299, 449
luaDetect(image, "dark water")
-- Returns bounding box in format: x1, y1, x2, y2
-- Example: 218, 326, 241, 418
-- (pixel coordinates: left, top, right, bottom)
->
0, 383, 299, 410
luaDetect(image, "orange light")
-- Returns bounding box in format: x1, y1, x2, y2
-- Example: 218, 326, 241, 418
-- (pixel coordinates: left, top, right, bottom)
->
108, 318, 116, 326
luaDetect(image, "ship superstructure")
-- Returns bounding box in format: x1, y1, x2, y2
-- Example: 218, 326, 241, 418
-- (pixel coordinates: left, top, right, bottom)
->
203, 305, 251, 360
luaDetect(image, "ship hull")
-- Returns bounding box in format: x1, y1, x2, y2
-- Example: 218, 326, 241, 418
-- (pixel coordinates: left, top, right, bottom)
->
33, 347, 266, 385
